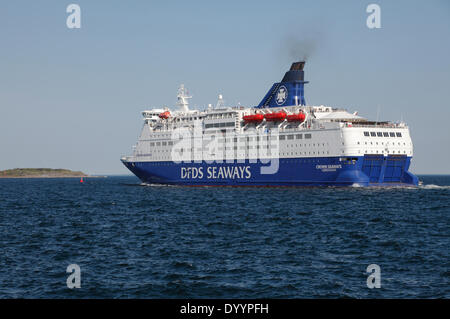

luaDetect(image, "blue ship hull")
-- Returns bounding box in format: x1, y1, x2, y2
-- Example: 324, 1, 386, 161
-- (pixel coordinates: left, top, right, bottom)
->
122, 155, 418, 187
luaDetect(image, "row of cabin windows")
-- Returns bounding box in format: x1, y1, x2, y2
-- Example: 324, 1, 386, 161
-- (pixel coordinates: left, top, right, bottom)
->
149, 133, 313, 142
206, 113, 235, 119
204, 122, 235, 128
145, 158, 340, 165
149, 139, 324, 149
362, 150, 408, 154
212, 133, 312, 142
148, 150, 419, 161
222, 135, 312, 142
364, 131, 402, 137
149, 147, 408, 156
281, 151, 330, 156
279, 133, 312, 140
359, 141, 407, 146
152, 134, 314, 145
175, 117, 202, 122
176, 149, 331, 156
148, 133, 316, 148
175, 142, 328, 152
150, 141, 174, 147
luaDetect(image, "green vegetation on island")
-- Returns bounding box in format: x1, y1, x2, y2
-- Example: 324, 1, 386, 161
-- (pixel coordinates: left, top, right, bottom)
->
0, 168, 88, 178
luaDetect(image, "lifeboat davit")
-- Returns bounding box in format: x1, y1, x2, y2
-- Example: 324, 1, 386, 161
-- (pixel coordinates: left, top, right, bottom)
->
159, 111, 171, 119
264, 111, 286, 122
243, 114, 264, 123
287, 112, 306, 122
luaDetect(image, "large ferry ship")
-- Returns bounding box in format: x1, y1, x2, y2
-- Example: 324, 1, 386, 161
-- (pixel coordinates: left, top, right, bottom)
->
121, 62, 418, 187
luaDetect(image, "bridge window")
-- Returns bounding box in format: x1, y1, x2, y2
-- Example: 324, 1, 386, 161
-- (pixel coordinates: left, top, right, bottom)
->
364, 132, 369, 136
389, 132, 395, 137
287, 135, 294, 140
396, 132, 402, 137
383, 132, 389, 137
296, 134, 303, 139
305, 134, 312, 139
377, 132, 382, 137
370, 132, 376, 137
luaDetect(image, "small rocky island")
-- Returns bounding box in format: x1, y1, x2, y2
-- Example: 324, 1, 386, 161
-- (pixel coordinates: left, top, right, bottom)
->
0, 168, 88, 178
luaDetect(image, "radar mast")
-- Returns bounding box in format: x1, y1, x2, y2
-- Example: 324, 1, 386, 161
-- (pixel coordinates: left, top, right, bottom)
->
177, 84, 192, 112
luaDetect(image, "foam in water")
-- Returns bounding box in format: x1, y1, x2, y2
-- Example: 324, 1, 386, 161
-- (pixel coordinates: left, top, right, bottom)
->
420, 184, 450, 190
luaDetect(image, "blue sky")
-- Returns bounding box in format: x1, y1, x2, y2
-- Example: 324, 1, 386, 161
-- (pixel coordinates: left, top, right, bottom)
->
0, 0, 449, 174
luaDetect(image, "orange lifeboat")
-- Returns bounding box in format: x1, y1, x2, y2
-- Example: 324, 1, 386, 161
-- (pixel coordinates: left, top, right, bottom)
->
243, 114, 264, 123
159, 111, 171, 119
287, 112, 306, 122
264, 111, 286, 122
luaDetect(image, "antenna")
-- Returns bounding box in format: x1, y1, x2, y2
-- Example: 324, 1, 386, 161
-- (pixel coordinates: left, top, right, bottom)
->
177, 84, 192, 112
376, 105, 380, 126
216, 94, 225, 108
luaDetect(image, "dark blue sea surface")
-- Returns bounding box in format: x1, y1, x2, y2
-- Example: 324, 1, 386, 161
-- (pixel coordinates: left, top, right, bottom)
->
0, 175, 448, 298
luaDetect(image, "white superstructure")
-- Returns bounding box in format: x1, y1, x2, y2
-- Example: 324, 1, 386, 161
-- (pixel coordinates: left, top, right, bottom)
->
123, 88, 413, 163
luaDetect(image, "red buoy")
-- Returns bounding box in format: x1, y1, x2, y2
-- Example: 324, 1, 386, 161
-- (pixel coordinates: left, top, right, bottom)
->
80, 177, 84, 183
243, 114, 264, 123
264, 111, 286, 122
287, 112, 306, 122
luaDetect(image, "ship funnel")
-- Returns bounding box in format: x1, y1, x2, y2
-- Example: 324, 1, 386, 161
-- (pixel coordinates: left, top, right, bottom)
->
281, 61, 306, 82
256, 61, 309, 108
290, 61, 305, 71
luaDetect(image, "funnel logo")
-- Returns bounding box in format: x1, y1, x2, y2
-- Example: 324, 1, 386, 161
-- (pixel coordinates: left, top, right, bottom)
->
276, 86, 288, 105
